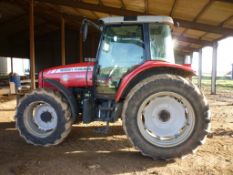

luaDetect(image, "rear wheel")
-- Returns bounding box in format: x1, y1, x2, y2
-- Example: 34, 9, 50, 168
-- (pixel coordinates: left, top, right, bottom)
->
16, 89, 72, 146
122, 74, 210, 160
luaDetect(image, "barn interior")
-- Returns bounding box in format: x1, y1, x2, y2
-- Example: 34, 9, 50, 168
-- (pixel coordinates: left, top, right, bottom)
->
0, 1, 232, 174
0, 0, 232, 93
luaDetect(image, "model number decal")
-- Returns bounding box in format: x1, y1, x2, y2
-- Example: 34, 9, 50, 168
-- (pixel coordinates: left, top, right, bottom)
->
48, 67, 93, 74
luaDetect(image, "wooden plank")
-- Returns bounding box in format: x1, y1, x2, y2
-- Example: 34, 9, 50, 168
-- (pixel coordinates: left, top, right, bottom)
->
201, 33, 222, 41
37, 0, 141, 15
120, 0, 145, 12
197, 1, 233, 26
144, 0, 148, 14
148, 0, 174, 15
171, 0, 210, 21
193, 0, 213, 22
101, 0, 121, 8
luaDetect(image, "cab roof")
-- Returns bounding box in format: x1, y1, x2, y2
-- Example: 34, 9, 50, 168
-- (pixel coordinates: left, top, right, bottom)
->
99, 16, 174, 26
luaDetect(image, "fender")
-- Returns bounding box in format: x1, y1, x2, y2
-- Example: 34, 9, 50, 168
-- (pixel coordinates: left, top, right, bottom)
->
44, 79, 79, 122
115, 60, 195, 102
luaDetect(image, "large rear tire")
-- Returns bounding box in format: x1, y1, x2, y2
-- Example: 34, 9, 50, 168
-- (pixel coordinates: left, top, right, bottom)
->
122, 74, 210, 160
16, 89, 72, 146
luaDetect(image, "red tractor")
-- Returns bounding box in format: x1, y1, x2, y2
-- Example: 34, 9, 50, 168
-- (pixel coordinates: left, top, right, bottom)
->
16, 16, 210, 160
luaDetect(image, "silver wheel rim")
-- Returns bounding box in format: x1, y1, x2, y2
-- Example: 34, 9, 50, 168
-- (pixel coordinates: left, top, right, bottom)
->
23, 101, 58, 138
137, 91, 195, 148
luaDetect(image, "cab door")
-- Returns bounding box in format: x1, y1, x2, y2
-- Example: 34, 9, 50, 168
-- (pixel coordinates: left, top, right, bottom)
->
95, 24, 145, 96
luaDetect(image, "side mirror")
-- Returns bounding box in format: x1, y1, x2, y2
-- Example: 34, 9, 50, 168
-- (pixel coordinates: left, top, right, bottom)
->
81, 19, 102, 42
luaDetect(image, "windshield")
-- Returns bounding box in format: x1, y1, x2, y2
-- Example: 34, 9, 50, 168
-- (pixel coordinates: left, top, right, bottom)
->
96, 25, 144, 94
149, 24, 174, 63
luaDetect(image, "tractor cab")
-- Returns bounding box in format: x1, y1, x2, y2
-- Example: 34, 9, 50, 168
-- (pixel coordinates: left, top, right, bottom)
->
82, 16, 175, 95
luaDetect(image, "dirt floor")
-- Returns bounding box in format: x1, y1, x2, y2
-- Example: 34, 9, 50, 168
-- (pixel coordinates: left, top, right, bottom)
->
0, 89, 233, 175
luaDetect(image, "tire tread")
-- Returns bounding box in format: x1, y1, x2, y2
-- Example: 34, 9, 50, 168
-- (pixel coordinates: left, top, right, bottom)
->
16, 88, 72, 147
122, 74, 211, 160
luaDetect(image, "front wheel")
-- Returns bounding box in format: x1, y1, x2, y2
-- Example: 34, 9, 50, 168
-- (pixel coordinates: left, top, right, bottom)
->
16, 89, 72, 146
122, 74, 210, 160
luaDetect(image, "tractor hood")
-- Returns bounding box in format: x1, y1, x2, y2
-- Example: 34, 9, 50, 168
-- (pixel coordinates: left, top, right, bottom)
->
39, 62, 95, 88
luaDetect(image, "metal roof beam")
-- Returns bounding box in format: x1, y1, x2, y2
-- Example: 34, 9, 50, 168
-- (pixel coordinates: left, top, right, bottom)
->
37, 0, 135, 16
36, 0, 233, 36
119, 0, 126, 9
173, 34, 213, 46
214, 0, 233, 4
174, 19, 232, 35
170, 0, 177, 17
176, 45, 198, 52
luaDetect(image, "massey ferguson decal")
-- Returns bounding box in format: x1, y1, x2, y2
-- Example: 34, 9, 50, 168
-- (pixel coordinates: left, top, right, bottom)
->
47, 66, 93, 74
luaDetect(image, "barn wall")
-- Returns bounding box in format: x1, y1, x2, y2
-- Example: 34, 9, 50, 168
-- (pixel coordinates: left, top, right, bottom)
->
175, 53, 185, 64
0, 29, 101, 73
35, 29, 80, 72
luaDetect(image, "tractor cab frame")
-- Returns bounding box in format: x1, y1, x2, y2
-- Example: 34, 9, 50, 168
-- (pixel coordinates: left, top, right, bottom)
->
82, 16, 176, 97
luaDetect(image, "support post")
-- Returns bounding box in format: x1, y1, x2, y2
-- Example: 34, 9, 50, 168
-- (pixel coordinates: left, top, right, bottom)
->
190, 53, 193, 65
29, 0, 35, 90
10, 57, 13, 73
189, 53, 193, 81
211, 42, 218, 95
198, 49, 202, 88
61, 16, 66, 65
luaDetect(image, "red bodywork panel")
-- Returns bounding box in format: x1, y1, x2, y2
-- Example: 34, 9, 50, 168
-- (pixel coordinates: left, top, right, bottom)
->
39, 60, 195, 102
115, 61, 195, 102
39, 62, 95, 88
